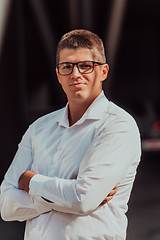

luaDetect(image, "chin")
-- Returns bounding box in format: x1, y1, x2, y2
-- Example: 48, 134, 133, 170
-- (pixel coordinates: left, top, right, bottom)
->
73, 92, 96, 106
73, 90, 89, 99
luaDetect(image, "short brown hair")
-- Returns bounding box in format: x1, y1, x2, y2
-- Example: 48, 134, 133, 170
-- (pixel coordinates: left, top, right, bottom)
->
56, 29, 106, 65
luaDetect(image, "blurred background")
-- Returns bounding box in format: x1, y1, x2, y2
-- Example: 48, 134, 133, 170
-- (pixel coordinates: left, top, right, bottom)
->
0, 0, 160, 239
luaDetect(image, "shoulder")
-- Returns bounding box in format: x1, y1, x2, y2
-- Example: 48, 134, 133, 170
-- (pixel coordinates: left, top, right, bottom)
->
28, 107, 65, 135
106, 101, 133, 120
98, 101, 141, 155
33, 107, 64, 124
102, 100, 139, 133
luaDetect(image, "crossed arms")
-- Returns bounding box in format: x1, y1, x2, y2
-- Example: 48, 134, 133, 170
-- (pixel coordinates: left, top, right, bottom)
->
18, 170, 117, 204
0, 115, 141, 221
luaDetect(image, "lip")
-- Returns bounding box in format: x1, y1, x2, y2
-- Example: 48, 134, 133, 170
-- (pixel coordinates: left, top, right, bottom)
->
70, 82, 86, 87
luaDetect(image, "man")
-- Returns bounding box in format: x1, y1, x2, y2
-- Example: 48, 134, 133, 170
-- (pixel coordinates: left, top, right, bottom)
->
0, 29, 141, 239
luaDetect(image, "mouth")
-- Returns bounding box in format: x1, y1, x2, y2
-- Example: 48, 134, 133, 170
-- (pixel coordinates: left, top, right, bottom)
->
70, 82, 86, 87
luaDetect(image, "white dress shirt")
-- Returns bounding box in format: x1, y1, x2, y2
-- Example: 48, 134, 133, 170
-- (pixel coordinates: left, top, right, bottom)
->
0, 91, 141, 240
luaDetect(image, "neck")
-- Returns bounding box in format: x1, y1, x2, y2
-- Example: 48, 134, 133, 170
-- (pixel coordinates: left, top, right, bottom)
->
68, 102, 89, 127
67, 91, 102, 126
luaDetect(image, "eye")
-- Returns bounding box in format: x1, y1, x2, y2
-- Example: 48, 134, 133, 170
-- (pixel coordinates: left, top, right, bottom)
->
79, 62, 92, 69
62, 63, 72, 69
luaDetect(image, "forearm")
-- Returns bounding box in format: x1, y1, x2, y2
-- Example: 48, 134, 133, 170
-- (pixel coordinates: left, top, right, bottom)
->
18, 171, 97, 215
1, 170, 52, 222
0, 187, 53, 222
29, 174, 118, 215
29, 174, 86, 215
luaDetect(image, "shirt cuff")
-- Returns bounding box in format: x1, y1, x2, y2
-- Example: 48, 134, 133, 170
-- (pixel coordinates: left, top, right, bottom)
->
29, 174, 73, 209
29, 174, 50, 196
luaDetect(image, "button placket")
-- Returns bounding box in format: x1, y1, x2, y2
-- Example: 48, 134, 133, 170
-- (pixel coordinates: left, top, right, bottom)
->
57, 127, 72, 151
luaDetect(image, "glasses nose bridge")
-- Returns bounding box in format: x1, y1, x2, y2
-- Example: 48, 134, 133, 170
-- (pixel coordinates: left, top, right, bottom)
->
72, 62, 81, 74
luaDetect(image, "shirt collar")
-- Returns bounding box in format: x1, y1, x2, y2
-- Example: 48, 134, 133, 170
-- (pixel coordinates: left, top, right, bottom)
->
53, 91, 109, 128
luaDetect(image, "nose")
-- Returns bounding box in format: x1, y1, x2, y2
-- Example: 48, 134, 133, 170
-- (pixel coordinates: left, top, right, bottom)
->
71, 65, 81, 77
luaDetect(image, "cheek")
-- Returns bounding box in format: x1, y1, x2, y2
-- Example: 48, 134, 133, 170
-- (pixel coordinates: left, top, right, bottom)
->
90, 73, 100, 86
57, 75, 67, 88
59, 81, 68, 94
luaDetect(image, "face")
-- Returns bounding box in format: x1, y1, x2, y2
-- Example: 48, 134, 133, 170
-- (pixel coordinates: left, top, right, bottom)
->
56, 48, 109, 107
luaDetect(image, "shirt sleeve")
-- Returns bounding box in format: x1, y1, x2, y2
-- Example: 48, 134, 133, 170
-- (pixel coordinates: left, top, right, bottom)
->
29, 116, 141, 215
0, 127, 53, 222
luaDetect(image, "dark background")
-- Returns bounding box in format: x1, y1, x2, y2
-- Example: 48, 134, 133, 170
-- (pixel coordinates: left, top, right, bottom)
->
0, 0, 160, 239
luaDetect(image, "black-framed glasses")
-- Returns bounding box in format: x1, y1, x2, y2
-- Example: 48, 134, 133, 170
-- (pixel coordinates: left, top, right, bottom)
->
56, 61, 104, 76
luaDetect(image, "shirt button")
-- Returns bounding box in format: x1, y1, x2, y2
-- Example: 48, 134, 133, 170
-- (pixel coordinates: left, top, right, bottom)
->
52, 166, 55, 170
59, 148, 62, 151
38, 226, 42, 230
68, 128, 71, 132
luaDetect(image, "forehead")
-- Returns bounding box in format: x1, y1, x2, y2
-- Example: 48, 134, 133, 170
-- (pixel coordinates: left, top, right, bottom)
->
59, 48, 94, 63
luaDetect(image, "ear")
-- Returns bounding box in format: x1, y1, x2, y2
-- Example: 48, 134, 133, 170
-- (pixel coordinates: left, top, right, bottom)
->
56, 68, 61, 84
101, 64, 109, 82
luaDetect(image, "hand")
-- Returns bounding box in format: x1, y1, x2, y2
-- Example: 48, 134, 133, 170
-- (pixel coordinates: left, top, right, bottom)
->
18, 170, 37, 193
100, 185, 118, 206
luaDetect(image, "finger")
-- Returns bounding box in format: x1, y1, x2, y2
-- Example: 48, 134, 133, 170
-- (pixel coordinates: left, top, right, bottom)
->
106, 196, 113, 201
100, 196, 113, 205
102, 196, 113, 203
107, 188, 117, 196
